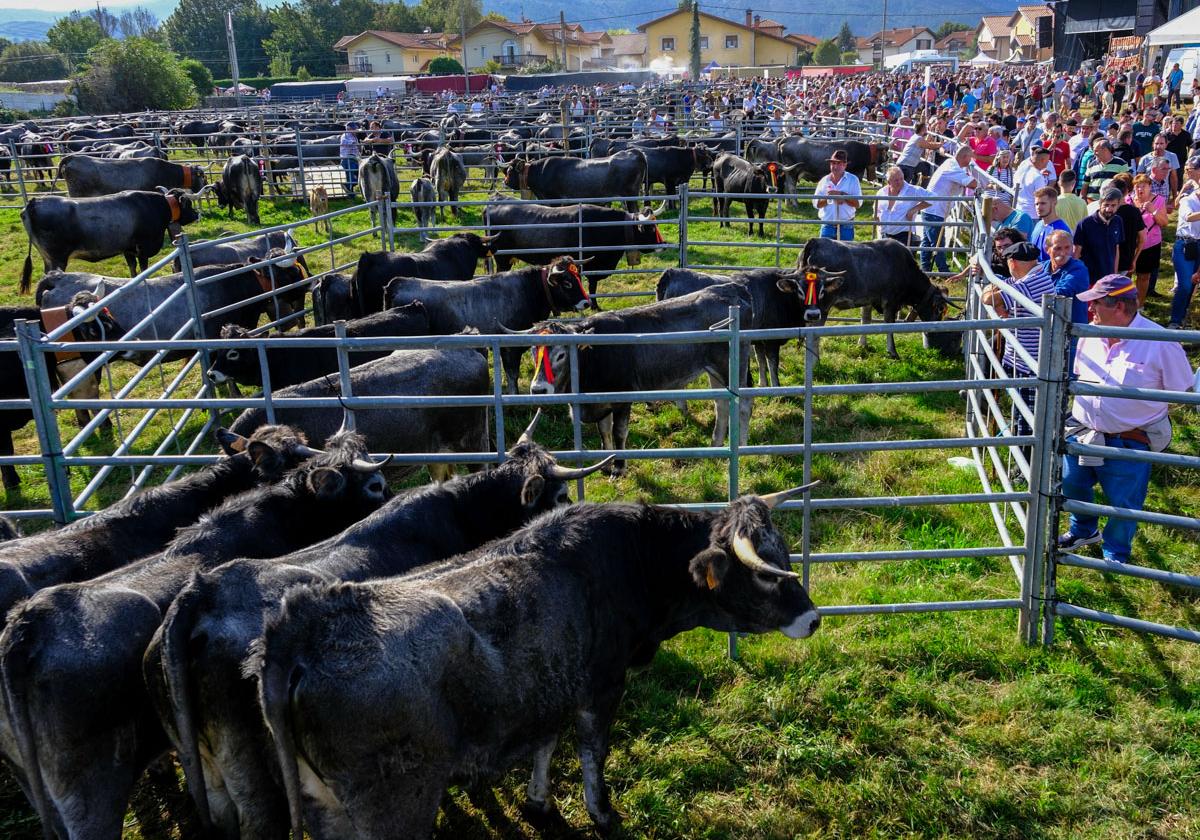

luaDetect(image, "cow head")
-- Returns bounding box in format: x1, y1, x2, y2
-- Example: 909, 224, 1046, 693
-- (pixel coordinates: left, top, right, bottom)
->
248, 244, 309, 324
214, 424, 316, 483
688, 489, 820, 639
290, 430, 393, 516
759, 161, 782, 194
209, 324, 261, 388
914, 285, 963, 357
311, 272, 354, 326
538, 256, 591, 314
212, 181, 230, 208
503, 157, 532, 198
497, 410, 615, 512
629, 201, 668, 265
775, 269, 835, 324
158, 187, 202, 235
66, 292, 125, 347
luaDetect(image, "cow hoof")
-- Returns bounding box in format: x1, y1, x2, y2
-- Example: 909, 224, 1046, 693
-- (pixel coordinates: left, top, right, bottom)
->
2, 476, 20, 491
602, 462, 625, 478
591, 808, 623, 836
521, 797, 562, 826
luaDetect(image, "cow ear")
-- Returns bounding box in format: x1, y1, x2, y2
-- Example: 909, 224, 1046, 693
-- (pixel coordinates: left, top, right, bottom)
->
689, 546, 730, 591
215, 427, 247, 455
776, 276, 798, 293
247, 440, 283, 474
308, 466, 347, 500
520, 474, 546, 508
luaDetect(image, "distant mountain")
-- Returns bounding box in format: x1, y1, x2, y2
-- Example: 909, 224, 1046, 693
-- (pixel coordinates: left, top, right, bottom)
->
0, 20, 51, 42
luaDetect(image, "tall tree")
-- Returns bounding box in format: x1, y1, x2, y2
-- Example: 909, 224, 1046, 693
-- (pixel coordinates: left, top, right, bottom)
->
0, 41, 69, 82
265, 0, 376, 77
688, 0, 700, 83
373, 2, 423, 32
163, 0, 271, 77
813, 38, 840, 66
117, 8, 161, 40
416, 0, 482, 34
47, 14, 107, 70
836, 21, 855, 53
75, 37, 196, 111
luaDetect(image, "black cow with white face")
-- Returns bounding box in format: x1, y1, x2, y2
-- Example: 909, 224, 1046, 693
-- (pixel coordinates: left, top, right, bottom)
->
253, 487, 819, 840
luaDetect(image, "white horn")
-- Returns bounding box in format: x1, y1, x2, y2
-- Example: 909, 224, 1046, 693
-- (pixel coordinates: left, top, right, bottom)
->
732, 533, 799, 579
759, 480, 821, 509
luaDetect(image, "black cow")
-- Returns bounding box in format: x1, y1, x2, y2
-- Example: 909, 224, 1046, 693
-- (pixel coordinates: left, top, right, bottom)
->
799, 237, 961, 359
254, 489, 820, 839
146, 417, 611, 839
17, 134, 56, 183
175, 119, 222, 150
430, 147, 467, 221
711, 153, 788, 238
0, 295, 122, 488
348, 233, 498, 319
505, 149, 647, 214
656, 266, 823, 387
213, 155, 263, 225
485, 199, 666, 301
410, 176, 436, 241
57, 155, 208, 198
358, 153, 399, 227
777, 137, 887, 192
0, 431, 390, 840
385, 256, 590, 393
207, 302, 430, 390
641, 145, 713, 199
528, 283, 754, 474
20, 189, 201, 292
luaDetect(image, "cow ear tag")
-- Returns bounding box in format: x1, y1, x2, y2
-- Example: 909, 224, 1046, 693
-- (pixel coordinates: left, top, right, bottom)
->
705, 565, 720, 590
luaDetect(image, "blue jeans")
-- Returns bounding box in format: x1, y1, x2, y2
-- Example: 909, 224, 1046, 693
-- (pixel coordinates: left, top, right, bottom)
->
819, 223, 854, 241
341, 157, 358, 192
920, 212, 948, 273
1171, 238, 1199, 326
1061, 434, 1152, 563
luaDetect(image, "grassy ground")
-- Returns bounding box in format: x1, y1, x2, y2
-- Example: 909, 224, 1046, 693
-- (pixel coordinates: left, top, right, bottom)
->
0, 148, 1197, 839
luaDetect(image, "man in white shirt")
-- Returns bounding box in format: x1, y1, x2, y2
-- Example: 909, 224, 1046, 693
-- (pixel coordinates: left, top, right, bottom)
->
875, 165, 931, 247
921, 144, 978, 273
813, 149, 862, 240
1013, 145, 1056, 218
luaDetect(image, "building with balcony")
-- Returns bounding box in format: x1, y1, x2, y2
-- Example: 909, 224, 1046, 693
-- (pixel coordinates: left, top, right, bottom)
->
333, 30, 452, 76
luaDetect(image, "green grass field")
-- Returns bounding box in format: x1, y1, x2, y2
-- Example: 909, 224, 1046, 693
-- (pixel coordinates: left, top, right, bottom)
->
0, 152, 1197, 839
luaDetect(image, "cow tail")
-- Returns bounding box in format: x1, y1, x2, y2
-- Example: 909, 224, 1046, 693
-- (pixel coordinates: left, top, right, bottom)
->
252, 595, 311, 840
51, 157, 65, 190
159, 580, 216, 829
19, 207, 33, 295
0, 607, 57, 837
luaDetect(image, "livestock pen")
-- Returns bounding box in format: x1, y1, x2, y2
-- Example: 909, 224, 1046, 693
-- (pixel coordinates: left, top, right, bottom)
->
0, 117, 1197, 838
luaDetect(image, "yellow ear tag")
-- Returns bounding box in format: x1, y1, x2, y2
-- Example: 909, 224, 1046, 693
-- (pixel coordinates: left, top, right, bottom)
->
705, 567, 719, 590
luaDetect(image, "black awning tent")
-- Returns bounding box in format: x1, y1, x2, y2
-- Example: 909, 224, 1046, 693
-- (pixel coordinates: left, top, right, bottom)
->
1062, 0, 1136, 34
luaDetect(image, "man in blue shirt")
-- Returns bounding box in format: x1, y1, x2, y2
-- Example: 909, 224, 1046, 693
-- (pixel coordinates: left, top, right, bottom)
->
1168, 63, 1185, 110
1073, 187, 1125, 285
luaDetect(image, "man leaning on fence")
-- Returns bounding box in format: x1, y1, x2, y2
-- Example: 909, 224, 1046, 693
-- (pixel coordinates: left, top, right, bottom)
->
921, 144, 978, 275
1058, 275, 1195, 565
339, 122, 360, 195
814, 149, 861, 241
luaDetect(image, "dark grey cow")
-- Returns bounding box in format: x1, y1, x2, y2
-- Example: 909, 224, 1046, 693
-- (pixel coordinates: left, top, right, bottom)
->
640, 145, 714, 199
799, 236, 961, 359
430, 146, 467, 221
0, 431, 390, 840
656, 266, 823, 387
357, 153, 399, 227
410, 176, 436, 241
384, 256, 591, 393
453, 143, 501, 187
207, 302, 430, 390
348, 233, 498, 319
504, 149, 648, 214
528, 283, 754, 474
182, 230, 300, 270
254, 489, 820, 839
57, 155, 208, 198
19, 189, 202, 292
35, 253, 309, 361
147, 416, 611, 840
213, 155, 263, 225
227, 346, 491, 477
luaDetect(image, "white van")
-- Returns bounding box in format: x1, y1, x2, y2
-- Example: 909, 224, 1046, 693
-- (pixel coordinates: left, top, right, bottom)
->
1163, 46, 1200, 98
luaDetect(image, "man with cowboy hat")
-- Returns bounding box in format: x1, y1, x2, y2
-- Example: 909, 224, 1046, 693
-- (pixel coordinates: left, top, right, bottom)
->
1058, 273, 1194, 564
813, 148, 861, 241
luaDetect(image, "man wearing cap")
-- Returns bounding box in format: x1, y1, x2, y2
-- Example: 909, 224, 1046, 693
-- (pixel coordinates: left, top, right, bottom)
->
814, 149, 862, 241
982, 241, 1056, 446
1074, 187, 1125, 286
1013, 145, 1055, 218
1058, 274, 1195, 563
920, 144, 978, 274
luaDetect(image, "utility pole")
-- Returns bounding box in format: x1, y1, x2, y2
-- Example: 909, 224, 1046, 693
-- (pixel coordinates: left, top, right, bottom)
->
460, 0, 470, 97
225, 11, 240, 102
560, 11, 569, 70
881, 0, 888, 56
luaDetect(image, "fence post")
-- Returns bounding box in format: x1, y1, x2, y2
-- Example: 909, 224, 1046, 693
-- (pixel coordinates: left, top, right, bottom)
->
1022, 294, 1071, 645
9, 138, 28, 205
377, 196, 389, 250
1039, 296, 1074, 646
15, 320, 73, 523
176, 235, 220, 430
295, 139, 308, 203
726, 302, 742, 660
678, 183, 688, 268
334, 321, 355, 431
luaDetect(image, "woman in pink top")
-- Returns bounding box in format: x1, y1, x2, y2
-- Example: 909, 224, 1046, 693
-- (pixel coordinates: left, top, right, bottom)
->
1129, 173, 1169, 305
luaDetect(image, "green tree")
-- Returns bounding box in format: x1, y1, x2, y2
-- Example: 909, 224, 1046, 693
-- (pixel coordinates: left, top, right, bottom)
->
268, 51, 292, 76
0, 39, 11, 55
932, 21, 973, 42
416, 0, 482, 34
836, 21, 855, 53
180, 57, 214, 96
0, 42, 69, 83
840, 50, 858, 65
296, 65, 311, 80
813, 39, 840, 66
428, 55, 464, 75
795, 49, 813, 67
116, 7, 160, 40
163, 0, 271, 77
266, 0, 376, 78
75, 37, 196, 112
373, 1, 423, 32
47, 14, 108, 70
688, 1, 700, 82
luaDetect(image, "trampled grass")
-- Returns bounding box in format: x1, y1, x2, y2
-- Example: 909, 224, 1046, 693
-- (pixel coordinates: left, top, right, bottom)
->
0, 154, 1196, 839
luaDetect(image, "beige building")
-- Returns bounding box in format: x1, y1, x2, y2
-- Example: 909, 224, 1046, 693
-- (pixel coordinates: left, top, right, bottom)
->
637, 9, 802, 69
975, 7, 1053, 62
854, 26, 937, 65
333, 30, 452, 76
449, 18, 611, 72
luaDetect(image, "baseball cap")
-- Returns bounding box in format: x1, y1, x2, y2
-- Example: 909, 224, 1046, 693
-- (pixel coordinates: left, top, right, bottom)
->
1003, 241, 1041, 262
1101, 186, 1124, 201
1076, 274, 1138, 302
